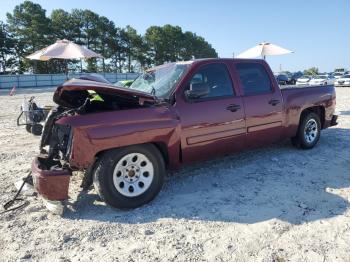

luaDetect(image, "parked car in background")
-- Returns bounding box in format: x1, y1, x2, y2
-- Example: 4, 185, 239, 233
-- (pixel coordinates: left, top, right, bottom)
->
309, 75, 335, 86
276, 74, 289, 85
334, 74, 350, 87
334, 68, 347, 75
290, 72, 303, 85
334, 72, 344, 79
275, 72, 301, 85
31, 58, 338, 211
296, 75, 312, 86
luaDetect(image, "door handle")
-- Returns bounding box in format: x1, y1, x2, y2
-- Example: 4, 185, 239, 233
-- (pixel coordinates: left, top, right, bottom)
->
226, 104, 241, 112
269, 99, 280, 106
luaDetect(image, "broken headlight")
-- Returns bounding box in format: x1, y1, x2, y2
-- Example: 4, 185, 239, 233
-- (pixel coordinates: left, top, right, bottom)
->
49, 124, 72, 160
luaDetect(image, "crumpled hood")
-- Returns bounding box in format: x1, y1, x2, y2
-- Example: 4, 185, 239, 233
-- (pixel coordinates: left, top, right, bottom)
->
53, 79, 156, 108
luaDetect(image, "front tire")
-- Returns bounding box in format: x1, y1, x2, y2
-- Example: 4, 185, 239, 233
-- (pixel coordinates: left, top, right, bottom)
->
93, 144, 165, 209
291, 112, 321, 149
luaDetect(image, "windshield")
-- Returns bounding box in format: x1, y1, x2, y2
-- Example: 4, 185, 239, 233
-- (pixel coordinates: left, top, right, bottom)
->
299, 76, 310, 80
129, 63, 189, 99
341, 75, 350, 79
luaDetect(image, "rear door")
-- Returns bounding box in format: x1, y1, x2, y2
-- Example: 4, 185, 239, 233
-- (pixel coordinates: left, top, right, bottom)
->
175, 62, 246, 163
234, 61, 283, 147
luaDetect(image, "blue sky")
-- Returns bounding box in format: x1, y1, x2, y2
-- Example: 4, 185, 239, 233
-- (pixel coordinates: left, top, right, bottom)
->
1, 0, 349, 72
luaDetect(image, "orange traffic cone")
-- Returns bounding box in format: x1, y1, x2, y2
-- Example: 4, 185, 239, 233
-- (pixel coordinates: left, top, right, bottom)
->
9, 85, 16, 96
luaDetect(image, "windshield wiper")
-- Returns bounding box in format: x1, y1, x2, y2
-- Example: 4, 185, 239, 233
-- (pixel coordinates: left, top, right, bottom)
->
151, 86, 156, 96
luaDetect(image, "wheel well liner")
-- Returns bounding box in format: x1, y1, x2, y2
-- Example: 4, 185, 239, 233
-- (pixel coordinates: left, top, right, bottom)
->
300, 106, 325, 128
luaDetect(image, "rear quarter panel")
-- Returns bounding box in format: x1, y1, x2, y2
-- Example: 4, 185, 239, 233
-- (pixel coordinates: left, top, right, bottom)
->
281, 85, 336, 137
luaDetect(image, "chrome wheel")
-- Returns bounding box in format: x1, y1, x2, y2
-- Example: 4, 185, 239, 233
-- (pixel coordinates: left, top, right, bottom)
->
304, 119, 318, 144
113, 153, 154, 197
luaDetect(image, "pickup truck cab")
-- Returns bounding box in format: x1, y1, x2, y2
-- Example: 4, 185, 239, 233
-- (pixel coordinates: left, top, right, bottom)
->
32, 58, 338, 210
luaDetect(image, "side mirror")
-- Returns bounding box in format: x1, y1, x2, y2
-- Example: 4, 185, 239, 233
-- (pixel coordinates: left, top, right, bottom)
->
185, 83, 210, 99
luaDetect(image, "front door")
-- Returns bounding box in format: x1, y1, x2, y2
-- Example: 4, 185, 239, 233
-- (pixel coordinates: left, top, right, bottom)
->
175, 62, 246, 163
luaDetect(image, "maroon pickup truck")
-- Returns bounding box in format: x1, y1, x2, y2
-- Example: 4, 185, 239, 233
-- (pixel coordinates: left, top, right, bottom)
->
32, 58, 338, 211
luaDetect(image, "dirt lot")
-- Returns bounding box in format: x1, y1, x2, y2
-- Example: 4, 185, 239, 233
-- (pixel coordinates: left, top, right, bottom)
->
0, 87, 350, 262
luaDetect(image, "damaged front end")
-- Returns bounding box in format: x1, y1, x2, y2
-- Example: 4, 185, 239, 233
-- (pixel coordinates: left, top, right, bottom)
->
31, 106, 75, 214
31, 79, 158, 213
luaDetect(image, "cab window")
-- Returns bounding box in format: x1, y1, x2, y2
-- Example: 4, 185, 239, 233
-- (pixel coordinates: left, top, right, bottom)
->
185, 63, 235, 100
236, 63, 272, 96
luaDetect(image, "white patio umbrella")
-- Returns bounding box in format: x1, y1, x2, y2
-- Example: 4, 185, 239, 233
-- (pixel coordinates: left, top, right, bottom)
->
236, 42, 293, 59
26, 39, 103, 75
26, 39, 103, 61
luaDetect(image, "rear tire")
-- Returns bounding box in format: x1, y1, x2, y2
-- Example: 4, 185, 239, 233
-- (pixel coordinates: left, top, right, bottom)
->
93, 144, 165, 209
291, 112, 321, 149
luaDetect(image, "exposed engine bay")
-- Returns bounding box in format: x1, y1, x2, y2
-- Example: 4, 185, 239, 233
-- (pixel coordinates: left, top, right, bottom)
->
38, 79, 158, 172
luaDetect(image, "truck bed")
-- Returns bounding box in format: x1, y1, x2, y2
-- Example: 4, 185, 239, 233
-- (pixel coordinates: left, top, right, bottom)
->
279, 84, 334, 90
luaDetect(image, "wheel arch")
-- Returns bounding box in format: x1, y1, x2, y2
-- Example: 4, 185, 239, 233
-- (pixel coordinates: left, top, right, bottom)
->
299, 105, 325, 128
82, 142, 169, 190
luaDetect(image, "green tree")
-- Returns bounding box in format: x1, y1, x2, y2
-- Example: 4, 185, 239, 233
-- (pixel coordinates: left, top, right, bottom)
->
81, 10, 100, 72
95, 16, 117, 72
303, 67, 319, 76
6, 1, 51, 73
49, 9, 77, 73
50, 9, 75, 40
0, 22, 16, 73
4, 1, 218, 73
161, 25, 183, 62
108, 26, 125, 72
181, 31, 217, 59
144, 25, 167, 65
144, 25, 218, 66
122, 25, 145, 72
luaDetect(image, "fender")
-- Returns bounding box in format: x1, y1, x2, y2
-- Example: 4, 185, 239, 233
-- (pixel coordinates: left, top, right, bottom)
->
56, 105, 182, 170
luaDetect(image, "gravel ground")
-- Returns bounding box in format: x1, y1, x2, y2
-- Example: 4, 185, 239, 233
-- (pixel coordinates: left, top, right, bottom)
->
0, 87, 350, 262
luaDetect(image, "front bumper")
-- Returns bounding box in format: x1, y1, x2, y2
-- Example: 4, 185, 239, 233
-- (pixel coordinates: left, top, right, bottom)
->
32, 156, 71, 201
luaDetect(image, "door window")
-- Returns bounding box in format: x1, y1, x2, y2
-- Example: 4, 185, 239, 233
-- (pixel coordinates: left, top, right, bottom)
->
185, 63, 235, 100
236, 63, 272, 96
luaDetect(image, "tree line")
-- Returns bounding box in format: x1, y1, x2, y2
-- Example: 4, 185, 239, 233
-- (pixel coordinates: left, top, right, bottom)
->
0, 1, 218, 74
